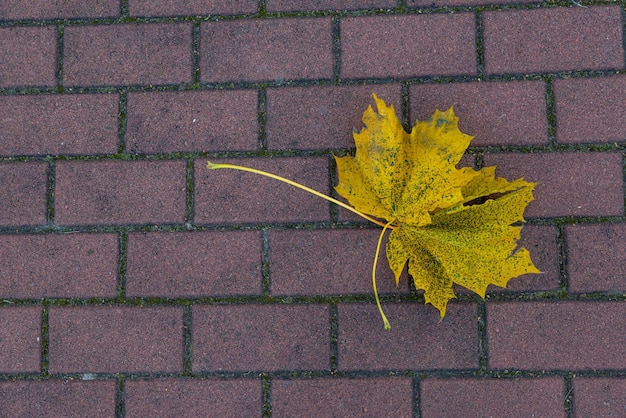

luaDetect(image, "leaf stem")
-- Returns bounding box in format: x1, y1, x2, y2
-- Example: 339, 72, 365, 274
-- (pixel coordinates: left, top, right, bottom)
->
207, 161, 395, 229
373, 220, 394, 330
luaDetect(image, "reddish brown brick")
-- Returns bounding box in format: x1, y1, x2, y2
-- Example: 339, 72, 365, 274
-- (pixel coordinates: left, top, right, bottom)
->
0, 233, 117, 298
267, 0, 395, 11
487, 301, 626, 370
565, 223, 626, 293
341, 14, 476, 79
0, 380, 116, 417
192, 304, 329, 372
0, 94, 118, 156
337, 302, 479, 371
48, 306, 183, 373
200, 18, 333, 83
421, 377, 565, 417
572, 377, 626, 417
408, 0, 537, 5
125, 379, 261, 417
410, 80, 549, 146
63, 23, 193, 87
126, 230, 262, 297
273, 377, 413, 417
55, 160, 187, 226
195, 157, 331, 224
554, 75, 626, 144
0, 307, 41, 373
482, 152, 624, 218
129, 0, 258, 16
0, 162, 48, 227
333, 187, 553, 297
270, 229, 409, 296
126, 90, 258, 154
265, 84, 402, 150
0, 1, 119, 19
0, 26, 56, 88
483, 6, 624, 75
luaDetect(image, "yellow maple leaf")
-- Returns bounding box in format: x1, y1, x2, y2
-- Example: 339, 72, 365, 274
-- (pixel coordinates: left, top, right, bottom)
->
335, 94, 540, 320
207, 93, 539, 330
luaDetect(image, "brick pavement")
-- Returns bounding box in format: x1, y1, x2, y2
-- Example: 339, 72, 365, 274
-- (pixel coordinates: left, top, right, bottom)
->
0, 1, 624, 417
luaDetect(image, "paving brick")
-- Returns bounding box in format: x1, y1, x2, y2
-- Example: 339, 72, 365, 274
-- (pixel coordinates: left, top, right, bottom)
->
192, 304, 330, 372
54, 160, 187, 226
0, 380, 116, 417
421, 377, 565, 417
483, 6, 624, 75
63, 23, 193, 87
195, 157, 331, 224
408, 0, 537, 5
494, 224, 560, 293
126, 230, 262, 297
0, 162, 48, 227
48, 306, 183, 373
482, 152, 624, 218
487, 301, 626, 370
565, 223, 626, 293
0, 1, 119, 19
129, 0, 258, 16
554, 75, 626, 144
572, 377, 626, 418
0, 307, 41, 373
341, 14, 476, 79
0, 93, 118, 156
273, 377, 413, 417
410, 80, 549, 146
126, 90, 258, 154
201, 18, 333, 83
0, 233, 117, 298
267, 0, 396, 11
125, 378, 261, 418
270, 228, 409, 296
265, 84, 402, 150
337, 302, 479, 371
0, 26, 56, 88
